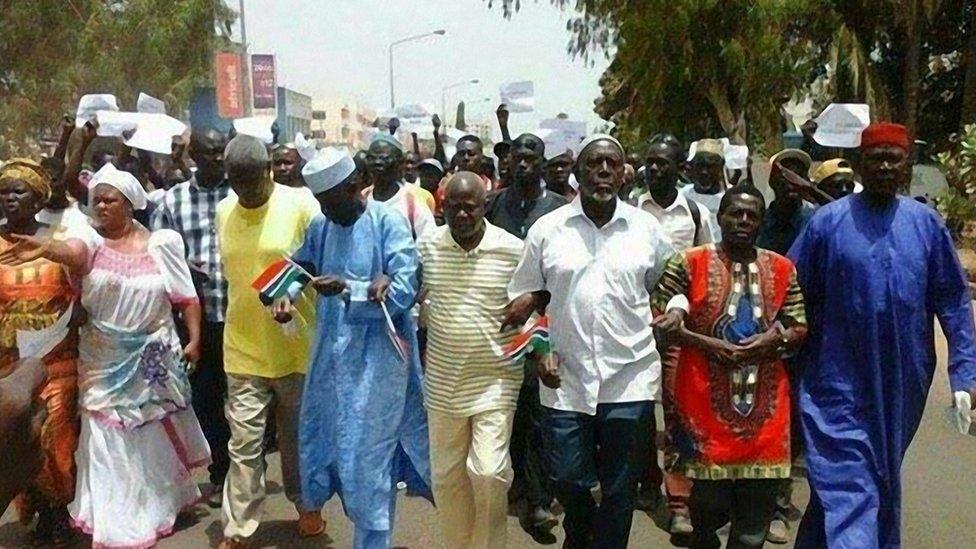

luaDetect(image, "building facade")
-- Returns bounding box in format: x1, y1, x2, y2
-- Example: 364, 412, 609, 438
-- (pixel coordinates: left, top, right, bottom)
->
310, 100, 377, 150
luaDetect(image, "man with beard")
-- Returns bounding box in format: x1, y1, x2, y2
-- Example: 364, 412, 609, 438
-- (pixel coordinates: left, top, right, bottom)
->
789, 123, 976, 548
285, 148, 432, 549
485, 133, 567, 543
506, 134, 673, 549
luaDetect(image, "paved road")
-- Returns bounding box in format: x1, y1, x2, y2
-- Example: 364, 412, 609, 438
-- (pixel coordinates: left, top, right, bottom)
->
2, 323, 973, 547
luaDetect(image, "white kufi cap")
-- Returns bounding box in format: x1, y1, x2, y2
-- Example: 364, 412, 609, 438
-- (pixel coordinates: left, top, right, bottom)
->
302, 147, 356, 194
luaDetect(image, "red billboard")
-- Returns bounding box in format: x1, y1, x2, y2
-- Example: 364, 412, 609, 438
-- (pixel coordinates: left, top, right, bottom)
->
251, 54, 277, 110
215, 52, 245, 118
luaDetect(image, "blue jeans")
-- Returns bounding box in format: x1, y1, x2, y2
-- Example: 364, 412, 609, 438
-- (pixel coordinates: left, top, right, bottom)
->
547, 401, 652, 549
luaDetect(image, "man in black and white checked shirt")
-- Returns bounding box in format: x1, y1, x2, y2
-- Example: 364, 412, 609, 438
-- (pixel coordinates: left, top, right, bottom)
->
152, 127, 231, 507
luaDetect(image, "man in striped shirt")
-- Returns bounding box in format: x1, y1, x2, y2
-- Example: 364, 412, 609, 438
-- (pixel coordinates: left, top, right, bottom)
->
418, 172, 525, 549
150, 127, 231, 507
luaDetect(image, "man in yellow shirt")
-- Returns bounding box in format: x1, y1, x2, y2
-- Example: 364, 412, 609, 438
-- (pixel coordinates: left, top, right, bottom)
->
215, 135, 323, 549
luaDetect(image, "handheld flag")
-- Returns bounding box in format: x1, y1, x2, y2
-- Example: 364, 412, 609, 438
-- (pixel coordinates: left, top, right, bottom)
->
504, 316, 551, 361
381, 300, 410, 363
251, 259, 311, 305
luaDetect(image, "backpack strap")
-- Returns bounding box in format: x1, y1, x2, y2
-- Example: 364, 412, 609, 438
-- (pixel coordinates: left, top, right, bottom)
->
687, 198, 702, 246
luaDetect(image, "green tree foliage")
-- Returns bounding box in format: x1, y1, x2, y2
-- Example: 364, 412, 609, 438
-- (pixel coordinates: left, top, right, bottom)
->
488, 0, 974, 152
0, 0, 236, 157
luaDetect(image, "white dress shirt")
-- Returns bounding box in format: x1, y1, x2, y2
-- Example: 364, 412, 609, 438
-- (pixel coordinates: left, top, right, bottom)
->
638, 191, 714, 252
508, 198, 675, 415
680, 185, 725, 243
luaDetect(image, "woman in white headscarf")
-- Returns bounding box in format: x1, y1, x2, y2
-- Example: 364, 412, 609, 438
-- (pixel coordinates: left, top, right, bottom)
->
0, 163, 210, 548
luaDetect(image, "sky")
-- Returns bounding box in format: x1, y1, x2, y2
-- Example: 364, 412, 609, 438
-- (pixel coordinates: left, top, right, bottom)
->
237, 0, 610, 136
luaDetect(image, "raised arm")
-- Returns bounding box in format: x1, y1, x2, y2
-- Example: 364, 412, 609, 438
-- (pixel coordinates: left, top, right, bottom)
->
432, 114, 447, 166
53, 115, 75, 161
63, 120, 98, 205
496, 104, 512, 143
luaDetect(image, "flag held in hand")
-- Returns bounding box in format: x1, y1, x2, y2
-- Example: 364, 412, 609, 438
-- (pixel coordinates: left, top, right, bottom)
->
504, 316, 550, 360
252, 259, 311, 305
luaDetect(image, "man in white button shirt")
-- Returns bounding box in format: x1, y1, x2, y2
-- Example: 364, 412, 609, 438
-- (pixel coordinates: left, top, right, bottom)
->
505, 134, 675, 549
638, 134, 714, 252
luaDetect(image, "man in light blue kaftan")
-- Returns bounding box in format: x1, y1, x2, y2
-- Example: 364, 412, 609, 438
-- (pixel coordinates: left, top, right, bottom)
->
286, 148, 432, 549
788, 123, 976, 549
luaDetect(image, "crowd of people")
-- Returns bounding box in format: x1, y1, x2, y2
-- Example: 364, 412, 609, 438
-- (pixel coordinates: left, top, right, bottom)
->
0, 100, 974, 549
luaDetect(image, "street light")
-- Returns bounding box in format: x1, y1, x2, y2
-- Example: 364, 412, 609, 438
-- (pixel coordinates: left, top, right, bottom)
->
389, 29, 446, 109
441, 79, 480, 125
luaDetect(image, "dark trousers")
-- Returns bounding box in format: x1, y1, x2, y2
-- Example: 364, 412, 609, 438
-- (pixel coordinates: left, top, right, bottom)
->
689, 479, 780, 549
192, 321, 231, 486
548, 401, 652, 549
510, 380, 553, 510
641, 404, 664, 490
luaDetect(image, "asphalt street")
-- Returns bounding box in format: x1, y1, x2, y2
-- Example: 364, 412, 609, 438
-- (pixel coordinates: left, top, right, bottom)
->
2, 322, 973, 548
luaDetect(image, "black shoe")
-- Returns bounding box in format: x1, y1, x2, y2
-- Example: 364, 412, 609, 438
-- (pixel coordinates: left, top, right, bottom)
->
526, 506, 558, 530
520, 506, 558, 545
525, 524, 558, 545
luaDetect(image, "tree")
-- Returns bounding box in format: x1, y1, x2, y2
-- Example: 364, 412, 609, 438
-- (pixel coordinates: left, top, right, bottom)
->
490, 1, 833, 151
0, 0, 236, 157
489, 0, 973, 152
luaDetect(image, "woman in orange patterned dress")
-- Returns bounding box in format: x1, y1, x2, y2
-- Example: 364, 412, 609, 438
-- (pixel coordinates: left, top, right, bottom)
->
0, 159, 81, 546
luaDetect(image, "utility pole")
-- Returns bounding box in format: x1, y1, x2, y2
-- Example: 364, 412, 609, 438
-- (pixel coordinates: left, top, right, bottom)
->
238, 0, 251, 115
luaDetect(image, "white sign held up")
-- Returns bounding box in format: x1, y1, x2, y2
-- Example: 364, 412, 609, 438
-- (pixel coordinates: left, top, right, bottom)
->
499, 81, 534, 113
813, 104, 871, 148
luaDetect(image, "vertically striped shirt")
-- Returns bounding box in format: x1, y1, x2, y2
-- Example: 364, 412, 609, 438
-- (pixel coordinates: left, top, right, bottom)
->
150, 176, 231, 322
418, 221, 525, 416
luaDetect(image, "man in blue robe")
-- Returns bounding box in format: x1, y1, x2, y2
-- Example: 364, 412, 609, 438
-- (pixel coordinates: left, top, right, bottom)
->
788, 123, 976, 548
275, 148, 432, 549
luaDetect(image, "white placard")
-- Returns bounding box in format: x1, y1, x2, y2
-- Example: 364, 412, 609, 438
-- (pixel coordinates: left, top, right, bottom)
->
136, 92, 166, 114
76, 94, 118, 127
725, 144, 750, 170
499, 81, 534, 113
95, 111, 188, 155
233, 116, 277, 144
813, 104, 871, 148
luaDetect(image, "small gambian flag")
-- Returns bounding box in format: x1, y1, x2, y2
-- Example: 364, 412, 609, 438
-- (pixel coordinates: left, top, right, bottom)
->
251, 258, 311, 305
504, 316, 551, 360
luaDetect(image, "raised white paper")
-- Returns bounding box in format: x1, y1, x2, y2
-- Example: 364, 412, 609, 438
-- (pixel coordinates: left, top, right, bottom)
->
76, 94, 119, 127
136, 92, 166, 114
813, 104, 871, 148
499, 81, 534, 113
233, 116, 277, 144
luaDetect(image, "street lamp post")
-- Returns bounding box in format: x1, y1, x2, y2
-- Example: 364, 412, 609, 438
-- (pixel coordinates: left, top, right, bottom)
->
441, 79, 480, 125
388, 29, 446, 109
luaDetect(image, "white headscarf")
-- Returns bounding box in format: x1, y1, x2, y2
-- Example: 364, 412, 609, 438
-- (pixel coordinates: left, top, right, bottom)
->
91, 162, 148, 210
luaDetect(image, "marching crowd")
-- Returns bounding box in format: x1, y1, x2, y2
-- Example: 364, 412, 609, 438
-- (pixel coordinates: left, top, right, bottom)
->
0, 102, 974, 549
